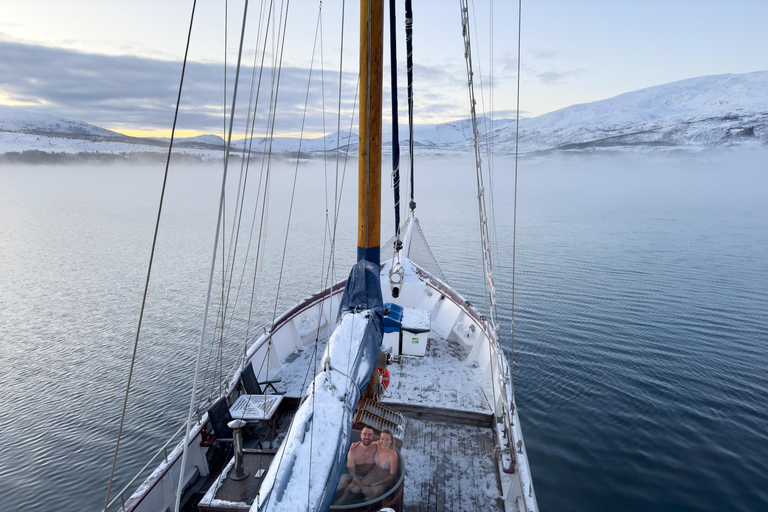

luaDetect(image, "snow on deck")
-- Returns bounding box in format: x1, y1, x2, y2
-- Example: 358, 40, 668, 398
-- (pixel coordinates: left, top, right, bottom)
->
275, 337, 328, 398
382, 334, 492, 414
262, 316, 506, 511
400, 417, 504, 512
276, 331, 491, 415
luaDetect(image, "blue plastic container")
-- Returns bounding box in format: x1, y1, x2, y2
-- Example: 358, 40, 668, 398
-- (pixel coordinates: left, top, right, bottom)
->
382, 303, 403, 333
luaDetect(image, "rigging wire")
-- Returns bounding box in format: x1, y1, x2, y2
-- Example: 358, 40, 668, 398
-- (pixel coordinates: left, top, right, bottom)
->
308, 4, 327, 503
510, 0, 522, 383
217, 0, 230, 397
221, 0, 287, 406
240, 0, 277, 364
220, 0, 286, 407
268, 1, 323, 379
233, 0, 275, 360
489, 0, 495, 195
202, 0, 246, 397
325, 74, 359, 293
259, 0, 306, 503
102, 2, 198, 510
217, 0, 272, 364
469, 0, 500, 270
329, 0, 347, 306
261, 4, 361, 506
174, 1, 251, 510
216, 0, 308, 465
459, 0, 498, 333
389, 0, 401, 244
404, 0, 416, 213
219, 0, 272, 350
203, 0, 276, 405
265, 0, 295, 327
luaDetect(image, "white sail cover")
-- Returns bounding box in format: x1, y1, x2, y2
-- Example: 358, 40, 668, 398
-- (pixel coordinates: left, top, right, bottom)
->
253, 260, 384, 512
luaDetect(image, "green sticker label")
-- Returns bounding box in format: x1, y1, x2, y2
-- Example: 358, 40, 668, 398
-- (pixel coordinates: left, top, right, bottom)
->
412, 337, 419, 344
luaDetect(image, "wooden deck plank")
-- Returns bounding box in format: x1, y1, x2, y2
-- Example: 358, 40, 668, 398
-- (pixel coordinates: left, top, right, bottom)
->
443, 422, 457, 512
452, 423, 463, 512
387, 402, 493, 427
435, 423, 446, 512
401, 417, 503, 512
421, 421, 431, 512
429, 423, 438, 512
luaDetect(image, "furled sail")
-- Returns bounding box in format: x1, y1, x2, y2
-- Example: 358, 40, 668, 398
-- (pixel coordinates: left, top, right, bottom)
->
253, 260, 384, 512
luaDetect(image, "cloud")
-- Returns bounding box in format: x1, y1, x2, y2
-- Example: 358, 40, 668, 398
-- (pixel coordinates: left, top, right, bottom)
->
0, 41, 359, 136
0, 41, 512, 135
536, 69, 585, 85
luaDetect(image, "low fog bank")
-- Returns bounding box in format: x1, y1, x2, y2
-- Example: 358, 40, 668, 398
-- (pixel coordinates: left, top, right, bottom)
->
517, 146, 768, 171
1, 147, 766, 173
0, 150, 309, 166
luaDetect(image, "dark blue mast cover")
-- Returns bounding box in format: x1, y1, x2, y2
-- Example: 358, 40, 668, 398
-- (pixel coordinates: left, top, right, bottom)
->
339, 259, 385, 314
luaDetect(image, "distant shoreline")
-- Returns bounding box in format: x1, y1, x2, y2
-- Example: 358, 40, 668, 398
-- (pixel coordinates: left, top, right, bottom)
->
0, 150, 327, 165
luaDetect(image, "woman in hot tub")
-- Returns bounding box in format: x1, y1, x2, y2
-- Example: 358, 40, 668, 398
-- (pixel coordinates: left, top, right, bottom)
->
342, 429, 400, 501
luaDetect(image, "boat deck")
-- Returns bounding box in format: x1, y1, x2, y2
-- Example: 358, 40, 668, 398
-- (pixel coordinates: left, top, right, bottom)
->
382, 334, 492, 415
275, 333, 504, 511
278, 332, 492, 414
177, 334, 509, 512
401, 417, 504, 512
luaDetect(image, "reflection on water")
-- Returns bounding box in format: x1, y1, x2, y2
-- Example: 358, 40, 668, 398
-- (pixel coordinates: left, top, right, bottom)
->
1, 153, 767, 511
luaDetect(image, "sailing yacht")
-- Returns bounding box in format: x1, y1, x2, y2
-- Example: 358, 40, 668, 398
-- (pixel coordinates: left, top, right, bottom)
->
103, 1, 538, 511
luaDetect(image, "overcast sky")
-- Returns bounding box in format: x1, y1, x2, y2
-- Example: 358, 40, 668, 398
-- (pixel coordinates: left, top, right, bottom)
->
1, 0, 766, 138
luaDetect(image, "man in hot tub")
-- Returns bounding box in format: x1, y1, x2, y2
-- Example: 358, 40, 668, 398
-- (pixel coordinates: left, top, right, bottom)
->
335, 427, 376, 501
337, 429, 400, 504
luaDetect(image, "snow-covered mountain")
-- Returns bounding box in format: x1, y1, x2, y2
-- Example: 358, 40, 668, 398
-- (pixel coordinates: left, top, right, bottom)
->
0, 109, 126, 139
2, 70, 767, 159
496, 70, 768, 153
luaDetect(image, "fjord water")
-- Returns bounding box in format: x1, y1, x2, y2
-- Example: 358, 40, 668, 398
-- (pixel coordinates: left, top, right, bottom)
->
0, 153, 766, 512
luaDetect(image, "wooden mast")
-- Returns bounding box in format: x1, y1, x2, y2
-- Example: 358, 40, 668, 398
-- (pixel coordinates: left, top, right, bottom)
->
357, 0, 384, 265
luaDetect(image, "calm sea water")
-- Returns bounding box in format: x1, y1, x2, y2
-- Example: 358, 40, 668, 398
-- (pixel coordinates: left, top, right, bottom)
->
1, 152, 766, 512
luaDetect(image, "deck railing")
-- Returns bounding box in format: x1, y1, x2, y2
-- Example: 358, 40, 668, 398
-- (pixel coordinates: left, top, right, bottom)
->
103, 419, 190, 512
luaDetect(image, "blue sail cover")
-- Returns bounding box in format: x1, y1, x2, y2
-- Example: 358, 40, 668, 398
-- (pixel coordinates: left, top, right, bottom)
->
253, 260, 383, 512
339, 259, 384, 314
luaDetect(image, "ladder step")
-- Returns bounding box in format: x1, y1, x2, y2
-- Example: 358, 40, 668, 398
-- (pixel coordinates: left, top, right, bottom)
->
354, 398, 406, 438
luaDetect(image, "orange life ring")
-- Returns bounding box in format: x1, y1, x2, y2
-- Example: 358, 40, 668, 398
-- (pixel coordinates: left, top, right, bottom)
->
377, 368, 390, 389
